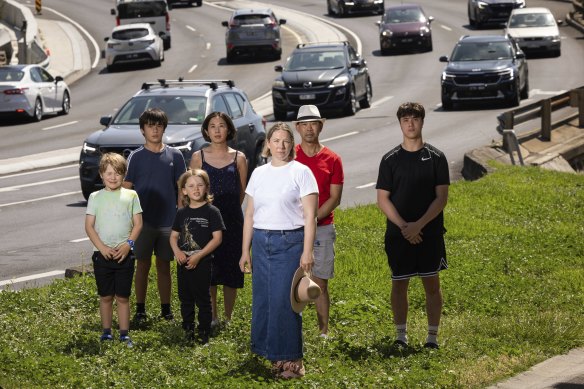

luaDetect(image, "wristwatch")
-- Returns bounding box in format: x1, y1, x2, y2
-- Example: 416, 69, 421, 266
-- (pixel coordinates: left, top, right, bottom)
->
127, 239, 135, 250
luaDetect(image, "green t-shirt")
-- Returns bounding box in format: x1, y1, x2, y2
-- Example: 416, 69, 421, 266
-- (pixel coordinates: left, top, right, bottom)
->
86, 188, 142, 251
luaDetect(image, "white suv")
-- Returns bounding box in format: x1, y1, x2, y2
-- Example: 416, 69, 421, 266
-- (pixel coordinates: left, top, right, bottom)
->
111, 0, 172, 50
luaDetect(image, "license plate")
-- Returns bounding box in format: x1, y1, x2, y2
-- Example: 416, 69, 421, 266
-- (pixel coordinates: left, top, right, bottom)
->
299, 94, 315, 100
469, 86, 486, 91
126, 54, 139, 59
401, 38, 413, 43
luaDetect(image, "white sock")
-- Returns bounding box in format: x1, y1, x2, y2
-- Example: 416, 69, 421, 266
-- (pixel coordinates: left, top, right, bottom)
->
426, 325, 439, 345
396, 324, 407, 343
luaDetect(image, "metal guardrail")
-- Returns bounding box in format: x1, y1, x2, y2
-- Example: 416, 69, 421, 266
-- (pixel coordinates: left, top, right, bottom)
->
496, 86, 584, 165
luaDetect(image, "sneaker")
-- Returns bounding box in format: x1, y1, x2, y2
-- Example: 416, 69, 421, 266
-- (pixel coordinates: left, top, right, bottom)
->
161, 312, 174, 321
393, 339, 408, 348
210, 319, 220, 328
424, 342, 439, 349
133, 312, 147, 323
119, 335, 134, 348
319, 333, 329, 339
100, 333, 113, 342
196, 332, 209, 345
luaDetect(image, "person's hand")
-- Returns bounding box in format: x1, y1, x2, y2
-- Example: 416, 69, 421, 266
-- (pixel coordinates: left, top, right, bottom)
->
239, 253, 252, 274
99, 246, 116, 260
174, 251, 187, 265
401, 222, 423, 243
112, 242, 131, 262
185, 253, 201, 270
300, 251, 314, 273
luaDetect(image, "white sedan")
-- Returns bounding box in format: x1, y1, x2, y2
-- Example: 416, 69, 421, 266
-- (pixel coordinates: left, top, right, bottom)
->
505, 7, 561, 57
0, 64, 71, 121
105, 23, 164, 72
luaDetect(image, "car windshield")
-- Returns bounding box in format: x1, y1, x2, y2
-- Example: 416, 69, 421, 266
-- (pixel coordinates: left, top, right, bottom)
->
233, 14, 274, 26
117, 2, 166, 18
451, 42, 512, 61
0, 68, 24, 81
113, 96, 207, 125
112, 28, 150, 40
384, 8, 425, 23
285, 50, 345, 71
508, 13, 555, 28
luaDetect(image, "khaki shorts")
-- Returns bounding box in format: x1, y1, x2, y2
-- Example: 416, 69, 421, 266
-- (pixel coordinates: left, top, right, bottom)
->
312, 224, 336, 280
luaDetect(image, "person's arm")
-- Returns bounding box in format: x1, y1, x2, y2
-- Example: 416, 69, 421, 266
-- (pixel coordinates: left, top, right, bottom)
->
122, 181, 132, 189
239, 195, 254, 273
400, 185, 449, 241
189, 151, 202, 170
236, 153, 248, 205
85, 214, 115, 260
112, 212, 143, 262
317, 183, 343, 222
186, 230, 222, 270
300, 193, 318, 273
170, 230, 187, 265
376, 188, 422, 244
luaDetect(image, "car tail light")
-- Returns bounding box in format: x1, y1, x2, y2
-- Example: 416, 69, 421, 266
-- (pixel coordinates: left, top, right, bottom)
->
4, 88, 27, 95
261, 116, 267, 129
166, 14, 170, 32
116, 17, 120, 26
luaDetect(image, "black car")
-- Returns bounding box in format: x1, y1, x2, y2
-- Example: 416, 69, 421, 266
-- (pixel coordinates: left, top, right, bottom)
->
468, 0, 525, 28
327, 0, 384, 17
439, 35, 529, 110
79, 79, 266, 199
376, 4, 434, 54
167, 0, 201, 7
272, 41, 372, 120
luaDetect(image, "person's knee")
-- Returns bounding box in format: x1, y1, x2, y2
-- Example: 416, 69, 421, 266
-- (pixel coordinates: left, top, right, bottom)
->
155, 259, 171, 275
101, 295, 114, 304
116, 296, 129, 304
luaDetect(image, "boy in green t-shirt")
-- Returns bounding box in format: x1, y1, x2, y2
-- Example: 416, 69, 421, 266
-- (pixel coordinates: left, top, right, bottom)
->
85, 153, 143, 346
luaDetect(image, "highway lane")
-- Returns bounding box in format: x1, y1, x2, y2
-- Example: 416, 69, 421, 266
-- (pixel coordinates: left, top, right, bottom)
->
1, 0, 583, 288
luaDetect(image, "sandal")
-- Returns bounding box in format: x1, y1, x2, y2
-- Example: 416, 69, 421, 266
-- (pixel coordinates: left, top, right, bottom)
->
271, 360, 286, 375
279, 360, 305, 379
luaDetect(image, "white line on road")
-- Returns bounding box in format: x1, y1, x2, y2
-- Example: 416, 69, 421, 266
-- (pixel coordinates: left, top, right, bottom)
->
530, 89, 567, 95
356, 182, 375, 189
42, 121, 79, 131
321, 131, 359, 143
186, 25, 196, 32
440, 24, 452, 31
0, 270, 66, 287
0, 191, 82, 208
206, 42, 211, 50
188, 64, 198, 73
0, 164, 77, 180
371, 96, 394, 109
70, 237, 89, 243
0, 176, 77, 192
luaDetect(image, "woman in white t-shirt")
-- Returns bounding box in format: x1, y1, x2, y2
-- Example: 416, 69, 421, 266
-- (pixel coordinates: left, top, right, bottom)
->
239, 122, 318, 379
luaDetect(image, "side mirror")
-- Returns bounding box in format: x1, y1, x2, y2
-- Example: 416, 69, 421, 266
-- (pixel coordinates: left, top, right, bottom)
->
221, 21, 229, 27
375, 20, 381, 26
104, 37, 109, 42
274, 65, 283, 72
110, 8, 116, 15
159, 31, 166, 38
515, 51, 525, 59
100, 115, 113, 127
439, 55, 449, 62
350, 60, 362, 68
428, 16, 435, 23
55, 76, 63, 83
279, 19, 286, 25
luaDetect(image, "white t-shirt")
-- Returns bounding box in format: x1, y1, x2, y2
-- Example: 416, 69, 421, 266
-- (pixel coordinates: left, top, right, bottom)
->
246, 160, 318, 230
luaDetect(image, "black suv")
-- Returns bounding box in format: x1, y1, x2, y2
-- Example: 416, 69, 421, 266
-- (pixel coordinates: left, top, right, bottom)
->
439, 35, 528, 110
468, 0, 525, 28
79, 79, 266, 199
272, 41, 372, 120
327, 0, 384, 17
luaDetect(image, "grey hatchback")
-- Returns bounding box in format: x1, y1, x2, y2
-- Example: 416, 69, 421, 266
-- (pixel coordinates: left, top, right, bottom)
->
79, 79, 266, 199
221, 8, 286, 63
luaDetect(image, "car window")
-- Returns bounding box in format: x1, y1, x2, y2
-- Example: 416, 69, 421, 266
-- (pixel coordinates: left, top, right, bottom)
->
29, 67, 43, 82
113, 28, 150, 40
286, 50, 346, 71
224, 93, 243, 119
385, 8, 424, 23
39, 68, 54, 82
451, 42, 512, 61
0, 68, 24, 81
233, 14, 274, 26
117, 2, 167, 18
212, 95, 230, 116
113, 95, 207, 125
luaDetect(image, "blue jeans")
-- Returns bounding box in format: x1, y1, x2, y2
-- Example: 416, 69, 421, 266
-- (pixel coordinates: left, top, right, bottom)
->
251, 228, 304, 361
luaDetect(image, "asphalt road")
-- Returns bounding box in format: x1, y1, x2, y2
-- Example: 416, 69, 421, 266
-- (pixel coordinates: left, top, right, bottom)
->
1, 0, 583, 289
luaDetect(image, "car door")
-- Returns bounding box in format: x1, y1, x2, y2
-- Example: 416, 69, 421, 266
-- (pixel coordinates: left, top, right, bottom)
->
225, 92, 254, 157
511, 39, 528, 90
30, 66, 57, 112
347, 46, 366, 98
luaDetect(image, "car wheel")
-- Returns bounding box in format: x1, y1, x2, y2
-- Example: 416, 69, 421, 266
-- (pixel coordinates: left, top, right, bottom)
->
82, 186, 93, 201
327, 0, 334, 16
359, 80, 372, 109
163, 38, 171, 50
427, 39, 433, 52
520, 76, 529, 100
442, 96, 453, 111
59, 91, 70, 115
226, 52, 235, 64
553, 49, 561, 57
338, 2, 346, 17
32, 98, 43, 121
273, 108, 287, 121
196, 0, 202, 6
508, 81, 521, 107
107, 64, 115, 72
343, 86, 357, 116
468, 5, 476, 26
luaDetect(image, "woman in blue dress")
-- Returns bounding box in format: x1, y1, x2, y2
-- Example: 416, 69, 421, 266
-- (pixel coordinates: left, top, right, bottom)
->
190, 112, 248, 326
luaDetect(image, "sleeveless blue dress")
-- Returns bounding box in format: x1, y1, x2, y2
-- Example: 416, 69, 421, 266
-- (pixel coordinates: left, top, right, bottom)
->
202, 150, 244, 288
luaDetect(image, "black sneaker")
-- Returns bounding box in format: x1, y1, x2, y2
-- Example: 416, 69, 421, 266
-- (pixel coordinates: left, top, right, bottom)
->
393, 339, 408, 348
161, 311, 174, 321
196, 332, 209, 345
424, 342, 439, 349
100, 333, 113, 342
133, 312, 147, 324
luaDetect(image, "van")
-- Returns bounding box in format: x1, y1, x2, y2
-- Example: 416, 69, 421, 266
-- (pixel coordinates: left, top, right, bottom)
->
111, 0, 171, 50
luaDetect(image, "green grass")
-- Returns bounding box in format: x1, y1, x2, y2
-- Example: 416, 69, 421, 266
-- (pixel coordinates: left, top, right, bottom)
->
1, 165, 583, 388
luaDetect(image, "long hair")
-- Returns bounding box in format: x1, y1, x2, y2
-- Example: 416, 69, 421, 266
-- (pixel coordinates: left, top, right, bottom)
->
177, 169, 214, 207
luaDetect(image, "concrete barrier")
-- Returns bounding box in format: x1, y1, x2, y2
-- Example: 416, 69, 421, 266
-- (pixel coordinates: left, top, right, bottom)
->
0, 0, 47, 65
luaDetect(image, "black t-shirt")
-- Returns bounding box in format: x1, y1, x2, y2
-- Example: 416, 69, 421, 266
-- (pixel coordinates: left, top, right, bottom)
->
171, 203, 225, 254
376, 143, 450, 237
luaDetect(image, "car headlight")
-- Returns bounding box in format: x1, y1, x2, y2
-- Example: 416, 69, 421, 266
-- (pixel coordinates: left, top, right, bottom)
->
477, 1, 488, 9
272, 79, 285, 88
82, 142, 99, 156
330, 75, 349, 87
441, 72, 455, 82
516, 0, 525, 7
420, 26, 430, 35
381, 30, 393, 37
498, 69, 514, 80
169, 141, 193, 153
145, 39, 155, 45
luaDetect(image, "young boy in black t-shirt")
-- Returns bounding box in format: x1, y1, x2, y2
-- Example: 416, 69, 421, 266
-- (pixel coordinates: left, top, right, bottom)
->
376, 102, 450, 349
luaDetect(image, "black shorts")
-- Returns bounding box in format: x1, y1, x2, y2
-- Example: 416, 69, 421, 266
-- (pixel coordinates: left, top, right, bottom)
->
384, 233, 448, 281
92, 251, 135, 297
134, 223, 173, 261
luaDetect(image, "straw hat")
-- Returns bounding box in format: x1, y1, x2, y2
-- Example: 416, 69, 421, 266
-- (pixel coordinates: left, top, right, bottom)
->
293, 105, 326, 124
290, 267, 321, 313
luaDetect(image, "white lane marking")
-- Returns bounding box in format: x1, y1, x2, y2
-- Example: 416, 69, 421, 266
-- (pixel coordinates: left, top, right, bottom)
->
440, 24, 452, 31
70, 237, 90, 243
356, 182, 376, 189
0, 270, 66, 287
186, 25, 197, 32
188, 64, 198, 73
44, 7, 100, 69
0, 164, 77, 180
206, 42, 211, 50
321, 131, 359, 143
371, 95, 394, 109
0, 191, 82, 208
42, 121, 79, 131
282, 25, 302, 45
0, 176, 77, 192
530, 89, 567, 95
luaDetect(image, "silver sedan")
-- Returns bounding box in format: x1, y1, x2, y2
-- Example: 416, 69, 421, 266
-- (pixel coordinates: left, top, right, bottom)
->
105, 23, 164, 72
0, 64, 71, 121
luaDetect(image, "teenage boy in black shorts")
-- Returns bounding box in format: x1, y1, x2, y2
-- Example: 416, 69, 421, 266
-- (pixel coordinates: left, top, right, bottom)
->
376, 102, 450, 349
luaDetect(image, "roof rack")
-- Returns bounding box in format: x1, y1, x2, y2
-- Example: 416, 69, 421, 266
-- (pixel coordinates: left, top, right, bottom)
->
141, 79, 235, 91
296, 41, 349, 49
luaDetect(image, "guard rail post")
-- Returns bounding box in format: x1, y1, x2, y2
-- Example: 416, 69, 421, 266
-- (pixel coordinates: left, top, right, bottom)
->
570, 88, 584, 128
541, 99, 552, 141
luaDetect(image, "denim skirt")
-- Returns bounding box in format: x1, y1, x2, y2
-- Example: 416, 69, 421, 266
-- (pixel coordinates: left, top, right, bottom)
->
250, 228, 304, 361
